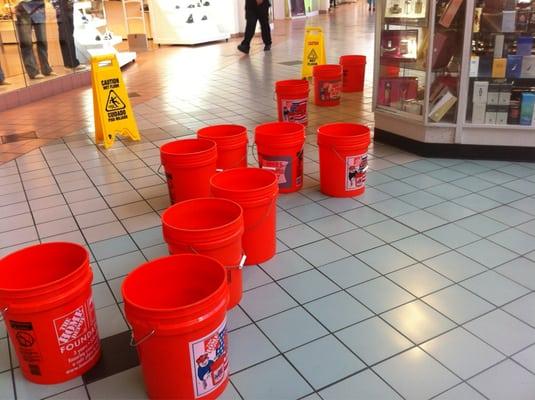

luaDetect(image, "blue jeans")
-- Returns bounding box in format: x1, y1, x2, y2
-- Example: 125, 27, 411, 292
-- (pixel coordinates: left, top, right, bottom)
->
16, 19, 52, 78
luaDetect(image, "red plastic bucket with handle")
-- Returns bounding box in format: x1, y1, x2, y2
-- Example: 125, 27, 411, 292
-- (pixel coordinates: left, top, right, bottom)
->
161, 198, 244, 309
275, 80, 309, 125
317, 123, 371, 197
210, 168, 278, 265
160, 138, 217, 204
254, 122, 305, 194
313, 64, 343, 106
122, 254, 229, 400
340, 55, 366, 92
0, 242, 101, 384
197, 125, 248, 170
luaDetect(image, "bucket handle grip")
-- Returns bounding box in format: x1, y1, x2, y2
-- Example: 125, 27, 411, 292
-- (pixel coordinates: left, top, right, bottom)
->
0, 306, 7, 322
130, 329, 156, 347
250, 143, 294, 172
176, 243, 247, 271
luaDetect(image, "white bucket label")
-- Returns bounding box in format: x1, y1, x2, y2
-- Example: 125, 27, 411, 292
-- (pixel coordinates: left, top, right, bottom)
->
259, 154, 291, 188
346, 153, 368, 191
318, 79, 342, 102
53, 297, 100, 375
281, 97, 308, 124
189, 318, 229, 398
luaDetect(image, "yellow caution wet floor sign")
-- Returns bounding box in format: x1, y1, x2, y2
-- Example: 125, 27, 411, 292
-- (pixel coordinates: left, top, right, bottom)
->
302, 27, 326, 79
91, 54, 140, 149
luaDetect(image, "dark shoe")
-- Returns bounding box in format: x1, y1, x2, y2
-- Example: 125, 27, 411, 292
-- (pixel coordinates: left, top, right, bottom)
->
237, 44, 249, 54
201, 15, 207, 20
186, 14, 194, 23
264, 44, 271, 51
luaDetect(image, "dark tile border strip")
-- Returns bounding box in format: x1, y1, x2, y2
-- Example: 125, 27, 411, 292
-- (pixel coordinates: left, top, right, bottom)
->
374, 128, 535, 162
82, 331, 139, 385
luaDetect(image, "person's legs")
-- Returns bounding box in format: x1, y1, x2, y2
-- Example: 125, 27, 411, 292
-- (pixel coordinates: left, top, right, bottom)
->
16, 20, 40, 78
58, 13, 79, 68
239, 14, 258, 53
33, 22, 53, 75
258, 4, 271, 49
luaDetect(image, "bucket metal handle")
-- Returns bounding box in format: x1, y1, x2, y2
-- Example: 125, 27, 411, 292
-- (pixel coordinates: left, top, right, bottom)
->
130, 329, 156, 347
250, 142, 295, 172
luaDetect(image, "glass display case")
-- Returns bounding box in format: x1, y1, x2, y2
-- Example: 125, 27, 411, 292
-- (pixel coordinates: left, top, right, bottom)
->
466, 0, 535, 126
374, 0, 535, 160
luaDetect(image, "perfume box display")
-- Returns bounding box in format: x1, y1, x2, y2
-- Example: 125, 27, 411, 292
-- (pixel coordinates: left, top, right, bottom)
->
499, 84, 512, 105
496, 106, 509, 124
492, 58, 507, 77
502, 10, 517, 32
432, 31, 455, 69
521, 55, 535, 78
485, 107, 498, 124
438, 0, 464, 28
429, 90, 458, 122
473, 7, 483, 32
384, 0, 427, 19
494, 34, 505, 58
380, 30, 419, 61
470, 56, 480, 76
516, 10, 530, 32
506, 55, 523, 77
487, 83, 501, 105
478, 55, 493, 77
520, 92, 535, 125
517, 36, 533, 56
377, 77, 418, 107
472, 103, 487, 123
473, 81, 489, 104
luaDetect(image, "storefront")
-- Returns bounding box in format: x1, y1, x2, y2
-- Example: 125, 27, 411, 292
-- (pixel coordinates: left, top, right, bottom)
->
373, 0, 535, 160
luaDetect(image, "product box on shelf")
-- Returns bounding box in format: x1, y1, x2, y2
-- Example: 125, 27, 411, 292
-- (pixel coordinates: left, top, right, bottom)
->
485, 105, 498, 124
517, 36, 533, 56
499, 84, 512, 105
472, 103, 487, 123
438, 0, 464, 28
487, 83, 501, 105
473, 80, 489, 103
380, 30, 419, 61
520, 92, 535, 125
492, 58, 507, 77
473, 7, 483, 32
494, 34, 505, 58
506, 55, 523, 77
384, 0, 427, 19
432, 31, 456, 69
429, 89, 458, 122
377, 77, 419, 107
521, 55, 535, 77
516, 10, 531, 32
496, 106, 509, 124
470, 56, 480, 76
478, 55, 493, 77
502, 10, 517, 32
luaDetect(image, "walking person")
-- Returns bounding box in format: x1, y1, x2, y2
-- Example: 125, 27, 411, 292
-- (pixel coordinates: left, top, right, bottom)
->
367, 0, 375, 11
237, 0, 272, 54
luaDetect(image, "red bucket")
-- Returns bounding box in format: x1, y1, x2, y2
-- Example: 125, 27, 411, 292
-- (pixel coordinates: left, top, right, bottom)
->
275, 80, 309, 125
0, 243, 101, 384
317, 123, 371, 197
313, 64, 343, 106
340, 55, 366, 92
161, 198, 244, 309
210, 168, 278, 265
160, 138, 217, 204
197, 125, 248, 170
254, 122, 305, 194
122, 254, 229, 400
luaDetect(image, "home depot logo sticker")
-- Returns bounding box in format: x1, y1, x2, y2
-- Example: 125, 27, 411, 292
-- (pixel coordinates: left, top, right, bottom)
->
54, 305, 87, 347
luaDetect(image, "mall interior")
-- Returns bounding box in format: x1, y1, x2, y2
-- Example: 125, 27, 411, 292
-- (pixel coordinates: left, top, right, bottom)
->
0, 0, 535, 399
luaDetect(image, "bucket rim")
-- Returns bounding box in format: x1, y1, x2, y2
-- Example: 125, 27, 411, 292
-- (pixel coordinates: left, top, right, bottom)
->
313, 64, 343, 74
339, 55, 367, 64
210, 167, 279, 196
0, 242, 88, 295
317, 122, 371, 137
161, 197, 244, 235
197, 124, 248, 141
122, 254, 227, 314
275, 79, 310, 89
160, 138, 217, 157
255, 122, 306, 139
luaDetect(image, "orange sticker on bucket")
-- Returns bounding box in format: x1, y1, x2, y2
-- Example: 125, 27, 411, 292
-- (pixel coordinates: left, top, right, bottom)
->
346, 153, 368, 191
190, 319, 229, 398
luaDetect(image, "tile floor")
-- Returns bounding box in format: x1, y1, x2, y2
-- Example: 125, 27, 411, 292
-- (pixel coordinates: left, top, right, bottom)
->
1, 2, 535, 400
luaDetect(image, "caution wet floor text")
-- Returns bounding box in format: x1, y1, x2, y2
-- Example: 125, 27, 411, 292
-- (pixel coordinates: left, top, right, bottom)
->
91, 54, 140, 149
301, 27, 326, 78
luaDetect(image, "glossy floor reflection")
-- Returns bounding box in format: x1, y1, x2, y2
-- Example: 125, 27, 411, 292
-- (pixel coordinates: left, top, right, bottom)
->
1, 2, 535, 400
